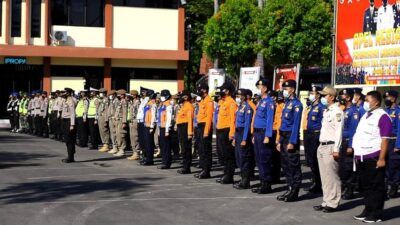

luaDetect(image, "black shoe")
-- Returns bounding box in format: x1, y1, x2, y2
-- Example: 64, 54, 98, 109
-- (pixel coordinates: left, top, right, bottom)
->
252, 181, 272, 194
362, 216, 382, 223
177, 169, 191, 174
157, 165, 170, 169
277, 187, 292, 201
233, 180, 251, 190
313, 205, 325, 211
61, 158, 75, 163
284, 187, 300, 202
197, 171, 211, 179
322, 206, 337, 213
388, 185, 398, 198
216, 175, 234, 184
140, 161, 154, 166
354, 211, 368, 221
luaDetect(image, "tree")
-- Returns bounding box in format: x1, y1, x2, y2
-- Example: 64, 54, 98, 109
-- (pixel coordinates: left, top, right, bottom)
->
203, 0, 259, 78
184, 0, 214, 91
256, 0, 333, 68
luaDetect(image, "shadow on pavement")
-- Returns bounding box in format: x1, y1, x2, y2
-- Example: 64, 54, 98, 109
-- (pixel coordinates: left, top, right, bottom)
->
0, 177, 163, 204
0, 152, 57, 169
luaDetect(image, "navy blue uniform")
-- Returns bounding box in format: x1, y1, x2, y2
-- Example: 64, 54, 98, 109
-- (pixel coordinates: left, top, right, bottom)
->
339, 105, 360, 193
303, 101, 325, 190
356, 101, 366, 118
279, 97, 303, 189
234, 101, 253, 174
253, 96, 274, 182
386, 105, 400, 187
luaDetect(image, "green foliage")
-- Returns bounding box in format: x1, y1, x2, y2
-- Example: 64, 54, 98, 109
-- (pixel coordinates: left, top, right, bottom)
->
203, 0, 259, 78
255, 0, 333, 67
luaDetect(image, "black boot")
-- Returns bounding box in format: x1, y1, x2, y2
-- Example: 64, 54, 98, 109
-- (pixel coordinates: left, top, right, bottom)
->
233, 172, 251, 190
252, 181, 272, 194
388, 184, 398, 198
284, 187, 299, 202
197, 170, 211, 179
277, 186, 292, 201
216, 175, 234, 184
342, 186, 355, 200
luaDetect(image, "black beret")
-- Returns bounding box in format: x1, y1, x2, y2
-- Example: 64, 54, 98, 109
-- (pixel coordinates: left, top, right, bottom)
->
246, 89, 252, 97
255, 78, 269, 87
64, 88, 73, 94
385, 90, 398, 98
311, 85, 322, 92
42, 91, 48, 95
353, 88, 363, 95
181, 90, 192, 99
160, 89, 171, 97
236, 89, 247, 96
339, 88, 354, 96
282, 79, 296, 88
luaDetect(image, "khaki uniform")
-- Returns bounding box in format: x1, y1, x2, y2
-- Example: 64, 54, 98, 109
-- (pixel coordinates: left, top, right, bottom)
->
128, 98, 140, 154
318, 103, 344, 208
108, 97, 119, 151
115, 98, 128, 154
98, 96, 110, 148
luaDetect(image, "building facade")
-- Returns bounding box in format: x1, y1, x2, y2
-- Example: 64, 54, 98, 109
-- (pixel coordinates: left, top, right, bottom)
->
0, 0, 188, 117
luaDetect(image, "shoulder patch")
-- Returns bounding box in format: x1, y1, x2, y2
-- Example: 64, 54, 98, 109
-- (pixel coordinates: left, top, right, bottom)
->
336, 113, 342, 122
247, 109, 251, 114
354, 114, 358, 120
295, 107, 300, 112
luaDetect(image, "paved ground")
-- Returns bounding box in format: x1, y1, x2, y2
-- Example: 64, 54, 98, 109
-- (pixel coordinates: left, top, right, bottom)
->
0, 130, 399, 225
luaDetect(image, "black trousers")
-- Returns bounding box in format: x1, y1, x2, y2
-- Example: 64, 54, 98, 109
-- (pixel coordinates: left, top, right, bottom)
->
41, 116, 49, 137
303, 130, 321, 188
170, 129, 180, 157
160, 128, 172, 167
217, 128, 235, 178
357, 158, 386, 219
35, 115, 42, 136
279, 131, 302, 188
138, 122, 145, 151
56, 116, 63, 140
178, 123, 192, 171
271, 131, 281, 182
12, 113, 19, 130
62, 118, 76, 160
76, 117, 88, 147
144, 126, 155, 163
88, 118, 99, 149
49, 111, 57, 135
339, 138, 356, 189
197, 123, 213, 172
27, 115, 33, 134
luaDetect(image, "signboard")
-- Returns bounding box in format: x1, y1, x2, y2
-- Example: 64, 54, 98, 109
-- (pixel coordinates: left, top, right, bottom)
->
208, 68, 226, 96
273, 64, 300, 91
239, 67, 260, 95
4, 57, 27, 65
335, 0, 400, 87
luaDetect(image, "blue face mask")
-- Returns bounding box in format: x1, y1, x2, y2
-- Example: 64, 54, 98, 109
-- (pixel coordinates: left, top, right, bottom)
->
321, 97, 328, 106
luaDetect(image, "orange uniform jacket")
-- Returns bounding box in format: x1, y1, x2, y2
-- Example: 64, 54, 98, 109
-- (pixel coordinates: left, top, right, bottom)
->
144, 100, 157, 128
197, 95, 214, 136
176, 101, 194, 136
273, 102, 284, 143
217, 96, 237, 138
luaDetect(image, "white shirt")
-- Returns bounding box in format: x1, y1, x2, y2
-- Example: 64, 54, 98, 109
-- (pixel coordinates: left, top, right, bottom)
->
319, 103, 344, 152
377, 4, 395, 30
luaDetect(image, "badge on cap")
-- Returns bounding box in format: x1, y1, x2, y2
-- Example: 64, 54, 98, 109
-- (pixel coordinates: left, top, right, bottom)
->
312, 86, 316, 92
343, 90, 347, 94
285, 81, 289, 86
386, 92, 389, 97
258, 80, 263, 85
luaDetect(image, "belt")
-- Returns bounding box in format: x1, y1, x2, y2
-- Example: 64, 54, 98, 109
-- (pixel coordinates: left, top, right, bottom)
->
355, 151, 380, 161
254, 128, 265, 132
321, 141, 335, 146
304, 130, 320, 133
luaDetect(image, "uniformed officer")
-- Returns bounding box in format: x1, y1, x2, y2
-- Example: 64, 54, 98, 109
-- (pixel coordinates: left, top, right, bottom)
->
363, 0, 378, 34
303, 85, 325, 194
170, 94, 180, 159
338, 88, 360, 200
194, 83, 214, 178
98, 88, 111, 152
113, 89, 128, 157
55, 91, 64, 141
75, 90, 89, 147
39, 91, 49, 138
27, 92, 35, 134
384, 90, 400, 198
48, 92, 56, 138
61, 88, 77, 163
33, 91, 41, 136
108, 90, 119, 154
176, 90, 194, 174
250, 79, 275, 193
393, 0, 400, 28
157, 90, 173, 169
246, 89, 257, 180
137, 87, 150, 154
193, 95, 201, 159
313, 86, 344, 213
276, 79, 303, 202
233, 89, 253, 190
214, 91, 223, 166
18, 93, 29, 133
87, 88, 100, 150
271, 90, 284, 183
215, 82, 237, 184
127, 90, 141, 160
353, 88, 366, 117
141, 90, 157, 165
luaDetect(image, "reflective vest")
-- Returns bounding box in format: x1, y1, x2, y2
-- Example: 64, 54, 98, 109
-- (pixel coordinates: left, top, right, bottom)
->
88, 98, 98, 118
18, 99, 25, 114
76, 100, 85, 118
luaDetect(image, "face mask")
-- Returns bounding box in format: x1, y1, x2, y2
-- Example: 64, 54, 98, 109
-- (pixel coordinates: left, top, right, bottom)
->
352, 99, 357, 104
384, 99, 392, 107
321, 97, 328, 106
108, 96, 112, 100
283, 90, 290, 98
363, 102, 371, 112
309, 94, 316, 102
235, 97, 241, 105
160, 96, 166, 102
100, 93, 105, 98
196, 96, 202, 102
254, 88, 262, 96
170, 100, 175, 106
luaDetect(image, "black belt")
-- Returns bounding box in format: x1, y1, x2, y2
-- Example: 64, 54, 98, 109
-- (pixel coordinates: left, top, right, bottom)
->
321, 141, 334, 146
304, 130, 320, 133
254, 128, 265, 132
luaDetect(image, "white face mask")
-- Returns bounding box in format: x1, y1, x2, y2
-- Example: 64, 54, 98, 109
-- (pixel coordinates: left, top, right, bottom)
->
363, 102, 371, 112
283, 90, 290, 98
196, 96, 202, 102
254, 88, 262, 96
321, 97, 328, 106
160, 96, 166, 102
235, 97, 241, 105
309, 94, 316, 102
108, 96, 113, 100
170, 100, 175, 106
100, 93, 105, 98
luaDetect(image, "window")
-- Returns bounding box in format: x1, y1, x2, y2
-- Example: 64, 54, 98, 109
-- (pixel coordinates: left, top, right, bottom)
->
113, 0, 179, 9
52, 0, 105, 27
11, 0, 22, 37
31, 0, 41, 37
